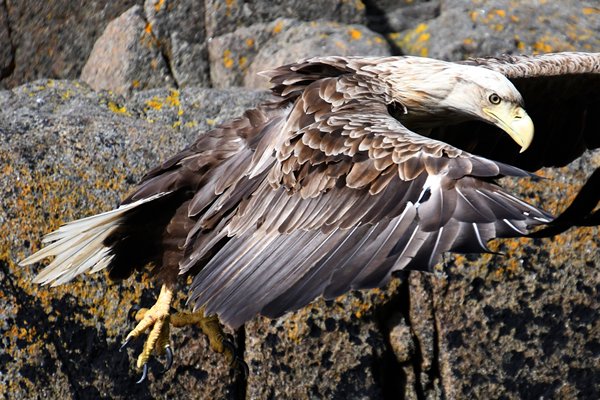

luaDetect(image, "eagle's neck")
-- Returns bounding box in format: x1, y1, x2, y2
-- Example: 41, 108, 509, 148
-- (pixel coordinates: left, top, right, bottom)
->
359, 58, 474, 130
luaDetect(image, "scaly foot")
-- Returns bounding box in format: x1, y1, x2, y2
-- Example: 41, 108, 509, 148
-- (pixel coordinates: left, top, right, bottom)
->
120, 284, 174, 383
120, 286, 247, 382
171, 308, 248, 376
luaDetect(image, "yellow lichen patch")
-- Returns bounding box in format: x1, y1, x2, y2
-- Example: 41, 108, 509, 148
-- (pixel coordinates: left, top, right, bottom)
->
165, 89, 180, 108
245, 38, 255, 48
273, 20, 284, 34
533, 40, 553, 53
394, 23, 430, 57
61, 89, 73, 100
223, 49, 234, 69
132, 80, 141, 89
348, 28, 362, 40
582, 6, 599, 15
145, 97, 163, 110
374, 36, 384, 44
206, 118, 217, 126
494, 9, 506, 18
418, 32, 430, 42
107, 101, 130, 116
144, 22, 153, 35
239, 56, 248, 69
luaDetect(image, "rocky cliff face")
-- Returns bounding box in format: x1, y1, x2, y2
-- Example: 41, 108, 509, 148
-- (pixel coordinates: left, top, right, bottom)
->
1, 1, 598, 399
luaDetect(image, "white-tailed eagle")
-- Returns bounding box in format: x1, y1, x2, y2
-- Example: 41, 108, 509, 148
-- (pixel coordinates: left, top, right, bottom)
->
20, 52, 600, 379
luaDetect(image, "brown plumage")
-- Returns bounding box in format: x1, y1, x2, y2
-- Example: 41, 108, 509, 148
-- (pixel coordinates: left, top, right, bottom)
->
21, 52, 600, 329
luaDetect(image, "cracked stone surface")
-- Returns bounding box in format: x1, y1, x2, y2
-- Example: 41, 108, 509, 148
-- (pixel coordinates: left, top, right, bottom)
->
0, 0, 142, 89
80, 5, 174, 96
0, 0, 599, 399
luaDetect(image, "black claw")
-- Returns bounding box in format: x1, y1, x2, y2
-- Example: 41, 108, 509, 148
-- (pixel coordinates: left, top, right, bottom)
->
119, 338, 131, 352
136, 363, 149, 384
221, 338, 236, 362
128, 304, 142, 321
220, 337, 249, 377
161, 346, 174, 374
235, 357, 249, 378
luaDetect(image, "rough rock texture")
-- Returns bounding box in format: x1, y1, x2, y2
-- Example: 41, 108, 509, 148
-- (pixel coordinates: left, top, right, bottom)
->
0, 81, 268, 399
392, 0, 600, 59
80, 6, 174, 96
144, 0, 210, 88
0, 1, 142, 89
203, 0, 368, 38
208, 18, 391, 89
1, 0, 599, 399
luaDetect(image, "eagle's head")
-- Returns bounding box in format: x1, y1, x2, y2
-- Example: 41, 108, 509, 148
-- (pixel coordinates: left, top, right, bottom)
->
376, 57, 535, 153
440, 65, 534, 153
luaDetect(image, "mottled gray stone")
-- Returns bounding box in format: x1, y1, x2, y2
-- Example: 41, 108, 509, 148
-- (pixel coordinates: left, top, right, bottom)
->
209, 18, 391, 89
367, 0, 441, 33
204, 0, 368, 38
394, 0, 600, 60
244, 21, 392, 89
1, 0, 142, 89
81, 6, 174, 96
144, 0, 210, 87
0, 80, 266, 399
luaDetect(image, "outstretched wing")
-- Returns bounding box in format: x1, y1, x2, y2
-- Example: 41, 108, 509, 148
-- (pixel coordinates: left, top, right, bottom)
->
186, 64, 551, 328
435, 52, 600, 170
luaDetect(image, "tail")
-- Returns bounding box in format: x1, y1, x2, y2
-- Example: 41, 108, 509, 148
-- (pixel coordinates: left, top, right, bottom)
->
20, 192, 170, 286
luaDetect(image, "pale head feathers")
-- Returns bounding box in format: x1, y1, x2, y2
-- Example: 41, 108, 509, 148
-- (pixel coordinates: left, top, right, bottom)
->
360, 56, 525, 126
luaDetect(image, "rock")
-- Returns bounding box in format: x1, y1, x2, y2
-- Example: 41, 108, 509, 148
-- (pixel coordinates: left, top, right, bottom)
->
204, 0, 368, 38
144, 0, 211, 87
1, 1, 142, 89
0, 80, 267, 399
244, 21, 392, 89
0, 4, 14, 88
209, 18, 391, 89
403, 151, 600, 399
367, 0, 441, 33
81, 6, 174, 96
392, 0, 600, 60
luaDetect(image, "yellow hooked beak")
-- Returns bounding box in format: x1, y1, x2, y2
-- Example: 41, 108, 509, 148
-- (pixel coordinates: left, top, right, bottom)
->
483, 103, 534, 153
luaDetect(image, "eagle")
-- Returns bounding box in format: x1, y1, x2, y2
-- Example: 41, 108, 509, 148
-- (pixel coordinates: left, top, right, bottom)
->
20, 52, 600, 381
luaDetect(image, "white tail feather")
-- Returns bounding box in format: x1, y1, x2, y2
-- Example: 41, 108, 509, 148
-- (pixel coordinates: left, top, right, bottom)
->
20, 192, 170, 286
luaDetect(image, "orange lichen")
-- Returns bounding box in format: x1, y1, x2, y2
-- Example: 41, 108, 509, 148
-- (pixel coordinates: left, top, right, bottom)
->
154, 0, 165, 12
245, 38, 255, 47
348, 28, 362, 40
273, 20, 284, 34
145, 97, 163, 110
223, 49, 234, 69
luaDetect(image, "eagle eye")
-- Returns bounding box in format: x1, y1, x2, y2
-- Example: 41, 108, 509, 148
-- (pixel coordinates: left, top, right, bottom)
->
489, 93, 501, 105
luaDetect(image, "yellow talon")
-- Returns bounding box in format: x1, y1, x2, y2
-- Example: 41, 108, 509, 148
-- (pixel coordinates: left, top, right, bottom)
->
121, 285, 243, 380
124, 284, 174, 370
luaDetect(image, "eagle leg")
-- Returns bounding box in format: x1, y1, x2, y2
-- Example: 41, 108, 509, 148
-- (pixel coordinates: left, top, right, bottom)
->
122, 283, 174, 382
170, 308, 249, 377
